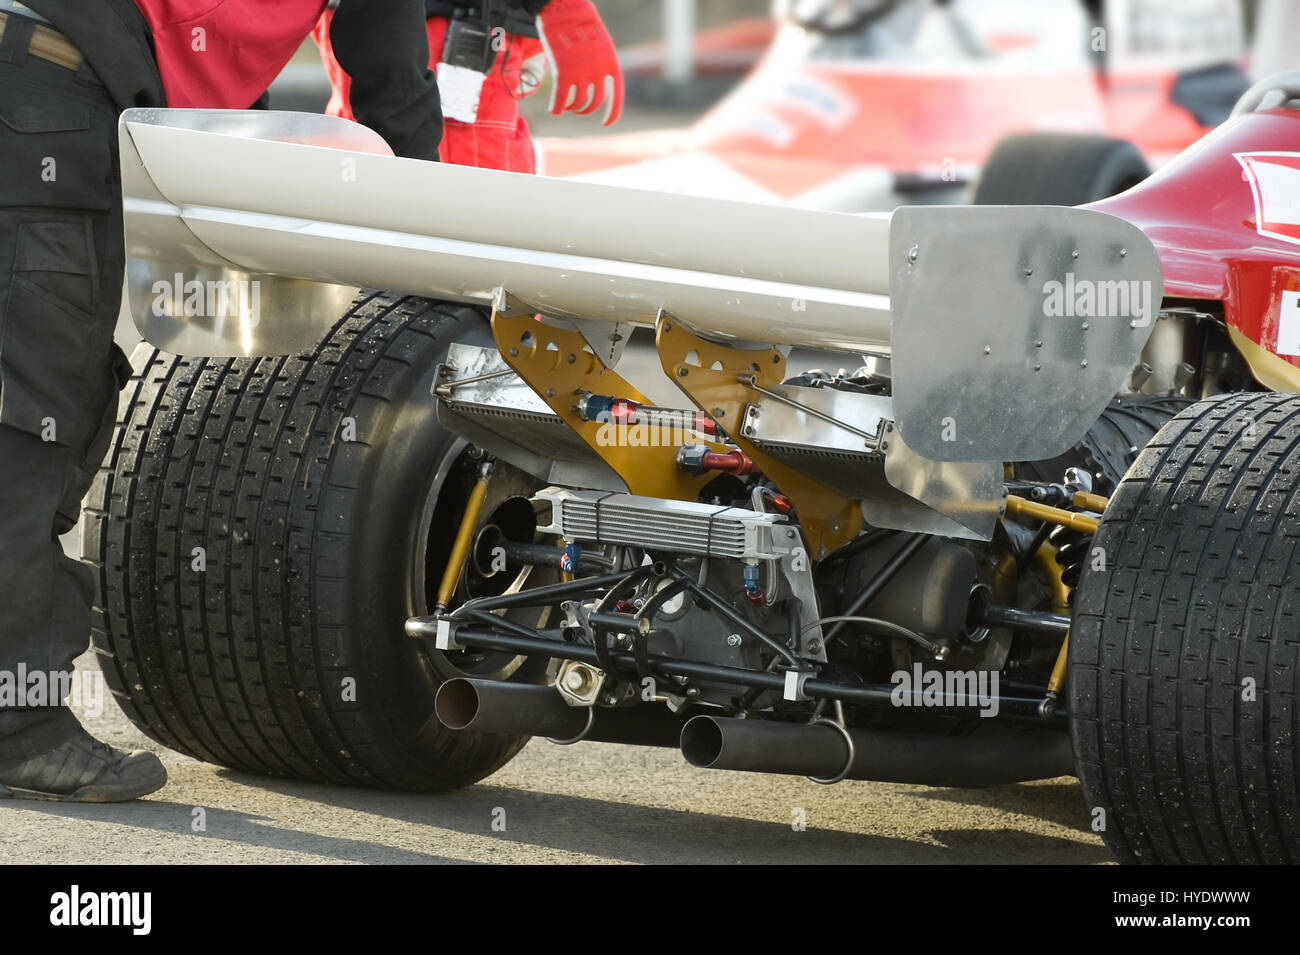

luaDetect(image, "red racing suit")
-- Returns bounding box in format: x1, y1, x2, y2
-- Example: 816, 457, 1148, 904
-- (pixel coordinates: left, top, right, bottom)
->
131, 0, 327, 110
313, 9, 540, 173
131, 0, 444, 161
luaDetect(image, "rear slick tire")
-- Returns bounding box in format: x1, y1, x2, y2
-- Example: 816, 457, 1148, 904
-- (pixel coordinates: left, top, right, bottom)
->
1071, 393, 1300, 863
84, 291, 531, 790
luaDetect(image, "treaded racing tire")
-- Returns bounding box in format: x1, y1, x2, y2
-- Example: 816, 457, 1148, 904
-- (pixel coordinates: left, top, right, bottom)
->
1071, 393, 1300, 863
973, 133, 1150, 206
1018, 393, 1196, 494
82, 291, 528, 790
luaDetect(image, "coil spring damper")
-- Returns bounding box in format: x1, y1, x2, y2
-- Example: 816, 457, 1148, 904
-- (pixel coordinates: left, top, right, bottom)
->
1004, 492, 1104, 715
421, 450, 557, 682
436, 459, 495, 613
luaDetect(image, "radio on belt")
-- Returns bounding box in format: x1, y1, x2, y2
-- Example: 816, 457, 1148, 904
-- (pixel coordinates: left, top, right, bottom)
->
437, 8, 498, 123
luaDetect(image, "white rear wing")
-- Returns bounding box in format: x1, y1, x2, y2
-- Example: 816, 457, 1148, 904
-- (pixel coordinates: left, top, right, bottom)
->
119, 108, 1162, 464
120, 108, 892, 357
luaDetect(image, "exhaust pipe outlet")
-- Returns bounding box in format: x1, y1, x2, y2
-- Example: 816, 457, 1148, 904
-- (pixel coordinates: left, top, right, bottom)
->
680, 715, 1074, 786
435, 678, 684, 746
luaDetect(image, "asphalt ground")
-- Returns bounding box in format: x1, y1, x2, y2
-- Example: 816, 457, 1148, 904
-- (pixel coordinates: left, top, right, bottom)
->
0, 652, 1110, 865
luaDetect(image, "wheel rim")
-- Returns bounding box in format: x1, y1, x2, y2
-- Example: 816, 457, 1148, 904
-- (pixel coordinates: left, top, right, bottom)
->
411, 441, 553, 682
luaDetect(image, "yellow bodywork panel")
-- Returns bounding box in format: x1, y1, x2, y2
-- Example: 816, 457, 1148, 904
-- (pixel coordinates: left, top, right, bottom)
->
1228, 324, 1300, 393
491, 298, 726, 500
655, 315, 862, 557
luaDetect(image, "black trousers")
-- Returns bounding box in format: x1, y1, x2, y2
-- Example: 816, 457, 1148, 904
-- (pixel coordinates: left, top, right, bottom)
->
0, 29, 127, 756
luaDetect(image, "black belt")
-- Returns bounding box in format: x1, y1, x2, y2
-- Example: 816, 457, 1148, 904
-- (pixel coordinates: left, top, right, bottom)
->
425, 0, 539, 38
0, 6, 82, 71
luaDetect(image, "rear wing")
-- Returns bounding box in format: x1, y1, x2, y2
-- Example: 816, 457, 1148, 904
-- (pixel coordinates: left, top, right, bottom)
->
119, 108, 1161, 464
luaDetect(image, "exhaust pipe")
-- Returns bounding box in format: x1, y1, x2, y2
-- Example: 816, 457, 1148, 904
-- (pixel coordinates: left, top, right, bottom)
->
435, 678, 684, 747
680, 715, 1074, 786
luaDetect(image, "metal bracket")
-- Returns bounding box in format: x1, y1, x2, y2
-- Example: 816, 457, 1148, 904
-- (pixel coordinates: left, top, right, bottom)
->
578, 320, 632, 369
403, 615, 463, 651
655, 312, 863, 558
783, 670, 812, 702
435, 618, 458, 651
490, 288, 728, 500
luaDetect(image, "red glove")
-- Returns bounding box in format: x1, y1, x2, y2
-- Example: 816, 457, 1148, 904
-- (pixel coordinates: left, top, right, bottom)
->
536, 0, 624, 126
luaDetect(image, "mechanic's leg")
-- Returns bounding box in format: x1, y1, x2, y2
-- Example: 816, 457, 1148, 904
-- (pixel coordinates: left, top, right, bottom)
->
0, 45, 164, 801
0, 425, 84, 750
0, 352, 115, 688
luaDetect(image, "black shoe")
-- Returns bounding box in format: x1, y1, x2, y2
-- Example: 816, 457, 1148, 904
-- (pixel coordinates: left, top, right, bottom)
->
0, 723, 166, 803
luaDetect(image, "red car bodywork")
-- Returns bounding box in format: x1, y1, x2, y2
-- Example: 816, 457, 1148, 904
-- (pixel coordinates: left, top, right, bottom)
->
539, 3, 1243, 210
1092, 109, 1300, 388
544, 65, 1211, 189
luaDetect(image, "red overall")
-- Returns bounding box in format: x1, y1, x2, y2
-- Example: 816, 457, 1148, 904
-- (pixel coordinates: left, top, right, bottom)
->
313, 11, 537, 174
